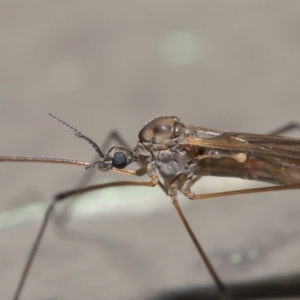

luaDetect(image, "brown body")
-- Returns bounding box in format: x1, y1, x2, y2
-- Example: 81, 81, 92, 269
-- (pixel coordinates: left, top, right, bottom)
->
132, 116, 300, 199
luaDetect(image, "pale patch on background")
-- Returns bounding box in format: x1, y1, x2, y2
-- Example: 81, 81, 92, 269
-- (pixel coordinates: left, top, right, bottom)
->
159, 30, 205, 66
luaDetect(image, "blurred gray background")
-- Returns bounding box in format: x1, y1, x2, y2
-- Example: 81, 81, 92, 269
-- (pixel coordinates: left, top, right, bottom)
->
1, 1, 300, 300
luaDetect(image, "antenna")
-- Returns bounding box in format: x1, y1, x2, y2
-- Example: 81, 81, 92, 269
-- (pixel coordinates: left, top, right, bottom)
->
49, 113, 105, 158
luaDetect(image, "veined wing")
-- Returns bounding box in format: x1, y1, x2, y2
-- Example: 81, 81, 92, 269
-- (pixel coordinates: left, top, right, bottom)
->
185, 131, 300, 160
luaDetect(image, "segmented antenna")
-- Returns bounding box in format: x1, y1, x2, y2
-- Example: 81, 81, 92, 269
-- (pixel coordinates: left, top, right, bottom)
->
49, 113, 105, 158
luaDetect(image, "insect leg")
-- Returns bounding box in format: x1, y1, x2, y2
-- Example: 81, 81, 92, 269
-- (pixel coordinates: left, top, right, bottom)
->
268, 122, 300, 136
168, 176, 232, 300
55, 171, 232, 299
13, 201, 55, 300
191, 183, 300, 200
101, 130, 132, 149
13, 176, 158, 300
173, 201, 232, 300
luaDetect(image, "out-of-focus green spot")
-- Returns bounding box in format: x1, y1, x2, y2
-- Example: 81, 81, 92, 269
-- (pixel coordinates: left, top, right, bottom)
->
230, 252, 243, 265
159, 30, 203, 66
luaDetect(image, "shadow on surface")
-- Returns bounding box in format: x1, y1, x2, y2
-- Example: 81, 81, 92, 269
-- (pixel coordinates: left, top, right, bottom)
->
150, 273, 300, 300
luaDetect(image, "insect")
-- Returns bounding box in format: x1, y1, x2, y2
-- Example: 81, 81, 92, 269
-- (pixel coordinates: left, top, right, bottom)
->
2, 114, 300, 300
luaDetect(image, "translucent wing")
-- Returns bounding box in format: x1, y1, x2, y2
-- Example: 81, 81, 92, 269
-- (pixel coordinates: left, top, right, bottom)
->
186, 131, 300, 160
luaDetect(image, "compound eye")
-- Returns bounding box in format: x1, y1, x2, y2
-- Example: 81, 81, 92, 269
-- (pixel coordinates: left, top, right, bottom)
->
112, 152, 127, 169
173, 122, 186, 138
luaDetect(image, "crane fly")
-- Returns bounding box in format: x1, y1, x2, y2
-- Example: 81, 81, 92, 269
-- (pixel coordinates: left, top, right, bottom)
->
2, 114, 300, 300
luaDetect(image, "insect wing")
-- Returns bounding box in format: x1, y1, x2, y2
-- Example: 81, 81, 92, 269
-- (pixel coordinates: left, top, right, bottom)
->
186, 132, 300, 160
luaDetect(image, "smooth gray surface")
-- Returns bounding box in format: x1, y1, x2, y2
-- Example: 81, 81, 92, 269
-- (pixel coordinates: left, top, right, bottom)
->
0, 1, 300, 300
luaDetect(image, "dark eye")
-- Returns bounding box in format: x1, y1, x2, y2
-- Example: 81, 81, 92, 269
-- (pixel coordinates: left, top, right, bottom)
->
112, 152, 127, 169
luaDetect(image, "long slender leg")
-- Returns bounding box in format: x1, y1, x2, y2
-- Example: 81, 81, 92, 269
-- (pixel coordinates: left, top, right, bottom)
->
56, 176, 231, 300
268, 122, 300, 136
13, 202, 55, 300
13, 165, 232, 300
101, 130, 131, 149
13, 177, 158, 300
52, 162, 97, 226
178, 176, 300, 299
165, 178, 231, 299
183, 172, 300, 200
55, 177, 157, 200
192, 183, 300, 200
173, 201, 232, 300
